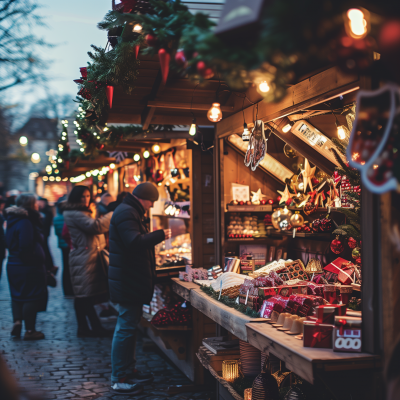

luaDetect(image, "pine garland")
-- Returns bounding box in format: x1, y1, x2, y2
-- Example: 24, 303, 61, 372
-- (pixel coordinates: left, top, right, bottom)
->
200, 285, 261, 319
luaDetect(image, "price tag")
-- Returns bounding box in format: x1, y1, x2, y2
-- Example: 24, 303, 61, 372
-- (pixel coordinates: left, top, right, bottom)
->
218, 280, 222, 300
235, 296, 239, 305
293, 228, 296, 238
245, 289, 249, 305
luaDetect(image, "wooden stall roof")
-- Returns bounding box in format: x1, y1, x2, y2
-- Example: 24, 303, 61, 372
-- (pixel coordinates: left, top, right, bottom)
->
61, 155, 116, 178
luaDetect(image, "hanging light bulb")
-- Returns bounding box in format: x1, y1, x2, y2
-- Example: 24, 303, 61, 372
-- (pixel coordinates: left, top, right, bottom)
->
19, 136, 28, 146
133, 24, 142, 32
109, 163, 116, 169
242, 122, 250, 141
143, 150, 150, 159
346, 8, 368, 39
258, 81, 270, 93
207, 103, 223, 122
152, 144, 161, 154
189, 118, 197, 136
337, 124, 350, 140
282, 123, 292, 133
133, 153, 141, 162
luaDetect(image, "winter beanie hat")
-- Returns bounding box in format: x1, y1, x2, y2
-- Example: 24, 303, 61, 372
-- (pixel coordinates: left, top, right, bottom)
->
132, 182, 159, 202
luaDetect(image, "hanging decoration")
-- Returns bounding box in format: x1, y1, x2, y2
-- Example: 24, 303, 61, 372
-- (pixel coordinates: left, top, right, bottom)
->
330, 236, 344, 254
348, 237, 357, 249
277, 185, 292, 205
251, 189, 267, 205
108, 151, 128, 163
158, 49, 170, 84
244, 120, 267, 171
106, 85, 114, 108
271, 207, 292, 231
301, 158, 316, 193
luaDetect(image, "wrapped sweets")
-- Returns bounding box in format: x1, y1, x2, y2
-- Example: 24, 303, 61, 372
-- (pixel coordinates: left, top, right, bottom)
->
259, 295, 290, 319
299, 282, 324, 297
210, 272, 247, 291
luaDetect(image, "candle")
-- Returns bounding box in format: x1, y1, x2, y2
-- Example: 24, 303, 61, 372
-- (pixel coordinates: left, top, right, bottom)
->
244, 388, 252, 400
222, 360, 239, 382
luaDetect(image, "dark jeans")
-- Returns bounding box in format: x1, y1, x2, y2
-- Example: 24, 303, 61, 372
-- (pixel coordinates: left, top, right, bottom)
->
12, 300, 40, 331
61, 248, 73, 296
74, 297, 103, 332
111, 303, 142, 382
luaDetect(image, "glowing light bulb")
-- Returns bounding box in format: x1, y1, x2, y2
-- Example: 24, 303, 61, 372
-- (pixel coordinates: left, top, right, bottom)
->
143, 150, 150, 159
152, 144, 161, 154
19, 136, 28, 146
282, 123, 292, 133
43, 176, 48, 181
258, 81, 270, 93
133, 153, 140, 162
347, 8, 368, 38
242, 123, 250, 141
189, 119, 197, 136
86, 172, 91, 177
45, 165, 52, 173
56, 177, 61, 182
49, 176, 55, 181
109, 163, 116, 169
337, 125, 349, 140
207, 103, 223, 122
133, 24, 142, 32
31, 153, 41, 163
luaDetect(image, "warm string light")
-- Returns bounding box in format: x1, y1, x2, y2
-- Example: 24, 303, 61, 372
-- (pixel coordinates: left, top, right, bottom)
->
282, 123, 292, 133
19, 136, 28, 146
133, 153, 141, 162
189, 118, 197, 136
242, 122, 250, 141
346, 8, 368, 39
143, 150, 150, 159
133, 24, 142, 32
258, 81, 270, 93
31, 153, 41, 163
207, 103, 223, 122
152, 144, 161, 154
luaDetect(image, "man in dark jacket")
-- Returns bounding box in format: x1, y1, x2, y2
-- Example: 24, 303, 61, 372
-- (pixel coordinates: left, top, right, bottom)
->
108, 182, 171, 395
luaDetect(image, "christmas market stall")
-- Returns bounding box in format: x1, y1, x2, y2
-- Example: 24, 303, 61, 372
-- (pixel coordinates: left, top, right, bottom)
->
55, 0, 400, 398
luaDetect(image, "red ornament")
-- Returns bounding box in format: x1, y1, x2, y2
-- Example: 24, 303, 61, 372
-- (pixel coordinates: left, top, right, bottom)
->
302, 225, 311, 233
146, 34, 158, 46
158, 49, 170, 84
134, 45, 140, 59
277, 195, 282, 202
239, 201, 244, 206
175, 50, 186, 67
246, 201, 251, 205
106, 86, 114, 108
312, 219, 321, 232
80, 67, 87, 79
203, 68, 214, 79
285, 198, 292, 206
268, 199, 274, 205
96, 143, 105, 150
330, 236, 344, 254
197, 61, 206, 73
356, 257, 362, 264
120, 0, 136, 13
260, 199, 267, 205
348, 237, 357, 249
320, 216, 333, 232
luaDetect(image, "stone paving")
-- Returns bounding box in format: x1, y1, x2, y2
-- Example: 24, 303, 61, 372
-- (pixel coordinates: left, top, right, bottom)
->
0, 229, 215, 400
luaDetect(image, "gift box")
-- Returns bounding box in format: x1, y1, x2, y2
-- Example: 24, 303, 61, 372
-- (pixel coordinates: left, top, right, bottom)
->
303, 321, 333, 348
315, 304, 347, 324
337, 267, 355, 285
324, 258, 355, 285
333, 316, 362, 352
258, 286, 293, 299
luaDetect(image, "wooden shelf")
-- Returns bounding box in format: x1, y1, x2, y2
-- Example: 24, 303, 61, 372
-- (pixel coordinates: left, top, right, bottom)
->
226, 204, 273, 212
171, 277, 198, 301
152, 324, 192, 331
246, 323, 380, 385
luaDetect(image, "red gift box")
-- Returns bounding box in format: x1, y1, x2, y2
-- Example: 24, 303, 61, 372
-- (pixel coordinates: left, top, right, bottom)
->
303, 321, 333, 348
333, 316, 362, 352
324, 258, 355, 285
315, 305, 347, 324
337, 267, 355, 285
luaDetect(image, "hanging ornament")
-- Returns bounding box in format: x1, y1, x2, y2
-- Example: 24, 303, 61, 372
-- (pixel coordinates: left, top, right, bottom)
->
303, 202, 317, 216
120, 0, 136, 13
106, 86, 114, 108
158, 49, 170, 84
271, 207, 292, 231
312, 219, 321, 232
290, 213, 304, 237
277, 185, 292, 205
134, 45, 140, 59
330, 235, 345, 254
244, 120, 267, 171
352, 247, 361, 259
146, 34, 158, 46
80, 67, 87, 79
356, 257, 362, 264
301, 158, 316, 192
175, 50, 187, 67
348, 237, 357, 249
283, 144, 298, 158
320, 215, 333, 232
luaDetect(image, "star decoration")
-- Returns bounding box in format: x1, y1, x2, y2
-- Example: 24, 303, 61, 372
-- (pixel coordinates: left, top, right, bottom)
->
251, 188, 267, 205
277, 185, 292, 204
301, 158, 316, 192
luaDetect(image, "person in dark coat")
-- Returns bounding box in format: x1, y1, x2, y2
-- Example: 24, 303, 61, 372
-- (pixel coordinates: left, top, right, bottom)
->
5, 193, 48, 340
0, 198, 6, 280
53, 200, 73, 296
108, 182, 171, 395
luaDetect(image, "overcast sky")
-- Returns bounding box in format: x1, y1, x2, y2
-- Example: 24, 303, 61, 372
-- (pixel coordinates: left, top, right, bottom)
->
8, 0, 111, 110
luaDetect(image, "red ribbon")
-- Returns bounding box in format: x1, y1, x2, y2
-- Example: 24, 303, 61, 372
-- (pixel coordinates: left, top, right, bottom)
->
310, 329, 332, 347
337, 319, 347, 335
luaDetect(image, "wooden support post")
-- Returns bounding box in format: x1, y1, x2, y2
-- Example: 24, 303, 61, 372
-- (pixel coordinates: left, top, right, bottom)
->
141, 69, 162, 130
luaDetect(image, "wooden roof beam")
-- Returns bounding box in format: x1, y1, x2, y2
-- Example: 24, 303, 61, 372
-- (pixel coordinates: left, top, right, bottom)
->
147, 101, 233, 112
141, 70, 163, 130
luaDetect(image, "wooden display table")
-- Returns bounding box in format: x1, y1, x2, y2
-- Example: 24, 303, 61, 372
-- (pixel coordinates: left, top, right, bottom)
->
171, 277, 198, 301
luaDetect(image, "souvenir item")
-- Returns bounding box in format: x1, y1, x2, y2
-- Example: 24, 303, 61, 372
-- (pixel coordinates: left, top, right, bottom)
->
303, 321, 333, 348
323, 284, 338, 304
251, 358, 280, 400
340, 285, 353, 307
240, 340, 262, 378
304, 258, 323, 274
333, 316, 362, 353
271, 207, 292, 231
303, 202, 318, 215
244, 120, 267, 171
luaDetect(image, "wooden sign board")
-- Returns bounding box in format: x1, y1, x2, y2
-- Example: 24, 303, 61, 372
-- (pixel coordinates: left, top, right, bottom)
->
291, 120, 346, 167
214, 0, 266, 39
227, 134, 293, 183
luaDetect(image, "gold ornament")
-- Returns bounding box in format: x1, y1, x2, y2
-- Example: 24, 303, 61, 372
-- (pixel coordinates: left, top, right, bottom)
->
301, 158, 316, 193
289, 213, 304, 228
284, 144, 298, 158
271, 207, 292, 231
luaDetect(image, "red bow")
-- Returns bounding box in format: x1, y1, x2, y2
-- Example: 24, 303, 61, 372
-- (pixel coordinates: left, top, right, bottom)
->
337, 319, 347, 335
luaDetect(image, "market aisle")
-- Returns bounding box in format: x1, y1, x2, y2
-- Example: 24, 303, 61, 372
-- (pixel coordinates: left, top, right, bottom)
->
0, 228, 214, 400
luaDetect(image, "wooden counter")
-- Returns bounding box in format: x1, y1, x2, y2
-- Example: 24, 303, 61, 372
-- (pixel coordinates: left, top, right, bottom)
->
171, 277, 198, 302
246, 323, 381, 385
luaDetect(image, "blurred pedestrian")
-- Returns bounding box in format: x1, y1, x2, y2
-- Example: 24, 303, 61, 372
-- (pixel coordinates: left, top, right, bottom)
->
63, 186, 113, 337
0, 198, 6, 280
108, 183, 171, 394
107, 191, 129, 212
38, 197, 58, 277
97, 193, 115, 217
53, 199, 73, 296
5, 193, 47, 340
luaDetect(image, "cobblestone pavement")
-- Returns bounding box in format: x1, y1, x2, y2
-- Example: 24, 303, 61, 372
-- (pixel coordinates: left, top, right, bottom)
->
0, 229, 214, 400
